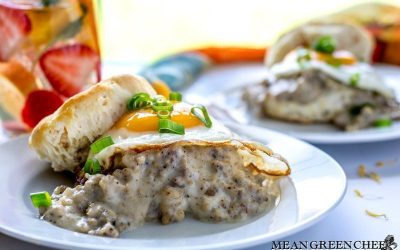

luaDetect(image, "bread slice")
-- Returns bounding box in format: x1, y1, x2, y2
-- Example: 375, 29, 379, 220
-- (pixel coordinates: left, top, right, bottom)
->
266, 22, 374, 67
29, 75, 156, 172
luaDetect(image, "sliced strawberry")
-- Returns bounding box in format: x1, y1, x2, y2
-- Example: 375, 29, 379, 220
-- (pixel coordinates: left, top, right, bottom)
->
39, 44, 101, 97
22, 90, 64, 128
0, 4, 31, 61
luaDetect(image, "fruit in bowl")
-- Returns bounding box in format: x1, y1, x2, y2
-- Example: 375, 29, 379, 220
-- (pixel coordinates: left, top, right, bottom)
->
0, 0, 100, 130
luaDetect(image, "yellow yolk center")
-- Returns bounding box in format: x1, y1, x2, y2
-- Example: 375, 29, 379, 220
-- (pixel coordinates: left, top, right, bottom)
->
115, 106, 203, 132
313, 50, 357, 65
151, 80, 171, 98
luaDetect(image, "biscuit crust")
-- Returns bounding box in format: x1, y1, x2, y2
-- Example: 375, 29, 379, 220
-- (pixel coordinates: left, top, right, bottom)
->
29, 75, 156, 172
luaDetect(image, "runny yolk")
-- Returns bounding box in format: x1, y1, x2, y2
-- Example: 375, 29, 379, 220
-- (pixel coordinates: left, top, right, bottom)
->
151, 80, 171, 98
313, 50, 357, 65
114, 108, 203, 132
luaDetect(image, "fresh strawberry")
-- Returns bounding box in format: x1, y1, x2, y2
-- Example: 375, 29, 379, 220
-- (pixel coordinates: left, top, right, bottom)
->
22, 90, 64, 128
0, 4, 31, 61
39, 44, 101, 97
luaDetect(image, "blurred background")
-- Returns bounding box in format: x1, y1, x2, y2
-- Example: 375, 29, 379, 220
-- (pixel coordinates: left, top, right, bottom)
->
99, 0, 400, 63
1, 0, 400, 139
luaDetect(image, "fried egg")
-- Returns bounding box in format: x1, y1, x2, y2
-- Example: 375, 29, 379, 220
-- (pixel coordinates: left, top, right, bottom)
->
270, 48, 395, 98
94, 101, 289, 175
105, 102, 233, 145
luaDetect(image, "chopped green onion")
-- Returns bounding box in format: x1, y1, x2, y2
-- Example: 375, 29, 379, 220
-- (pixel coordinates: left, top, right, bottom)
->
90, 136, 114, 154
152, 97, 173, 108
296, 48, 311, 68
153, 99, 169, 106
152, 103, 173, 112
191, 105, 213, 128
374, 118, 393, 128
127, 93, 152, 110
313, 36, 336, 54
153, 95, 168, 104
297, 48, 311, 61
151, 95, 173, 112
30, 191, 52, 208
157, 110, 171, 119
84, 158, 101, 175
169, 92, 182, 101
350, 73, 360, 87
159, 119, 185, 135
133, 92, 150, 100
136, 99, 152, 109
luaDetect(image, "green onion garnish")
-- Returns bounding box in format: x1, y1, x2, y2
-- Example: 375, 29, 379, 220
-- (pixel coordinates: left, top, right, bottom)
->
159, 119, 185, 135
297, 48, 311, 61
127, 93, 152, 110
191, 105, 213, 128
152, 95, 173, 112
152, 102, 173, 112
157, 110, 171, 119
374, 118, 393, 128
296, 48, 311, 68
30, 191, 52, 208
153, 95, 168, 104
350, 73, 360, 87
169, 92, 182, 101
85, 136, 112, 175
84, 158, 101, 175
313, 36, 336, 54
90, 136, 114, 154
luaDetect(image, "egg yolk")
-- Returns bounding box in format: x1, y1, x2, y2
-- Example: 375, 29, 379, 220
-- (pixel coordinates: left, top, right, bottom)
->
313, 50, 357, 65
115, 108, 203, 132
151, 80, 171, 98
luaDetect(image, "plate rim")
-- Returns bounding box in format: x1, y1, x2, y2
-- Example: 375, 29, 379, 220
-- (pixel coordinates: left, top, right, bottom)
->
247, 119, 400, 144
290, 129, 400, 144
0, 132, 347, 250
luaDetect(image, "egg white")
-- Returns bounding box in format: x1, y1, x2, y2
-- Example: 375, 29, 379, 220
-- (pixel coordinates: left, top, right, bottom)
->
270, 51, 395, 98
93, 101, 289, 175
105, 118, 233, 146
95, 117, 290, 175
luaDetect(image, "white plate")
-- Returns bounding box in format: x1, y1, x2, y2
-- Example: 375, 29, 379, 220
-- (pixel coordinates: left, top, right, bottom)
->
185, 63, 400, 144
0, 128, 346, 250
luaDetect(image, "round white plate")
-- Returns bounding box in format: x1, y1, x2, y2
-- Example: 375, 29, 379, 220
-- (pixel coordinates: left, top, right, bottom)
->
0, 128, 346, 250
185, 63, 400, 144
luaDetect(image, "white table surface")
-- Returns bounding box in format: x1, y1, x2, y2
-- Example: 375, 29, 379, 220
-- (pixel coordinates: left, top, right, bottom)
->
1, 63, 399, 249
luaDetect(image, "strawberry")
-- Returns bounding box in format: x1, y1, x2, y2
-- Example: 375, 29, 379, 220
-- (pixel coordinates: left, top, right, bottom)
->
0, 4, 31, 61
39, 44, 101, 97
22, 90, 64, 128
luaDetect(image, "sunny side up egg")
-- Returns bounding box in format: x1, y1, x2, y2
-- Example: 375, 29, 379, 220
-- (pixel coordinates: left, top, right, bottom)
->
95, 101, 234, 162
270, 48, 395, 98
114, 102, 203, 132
